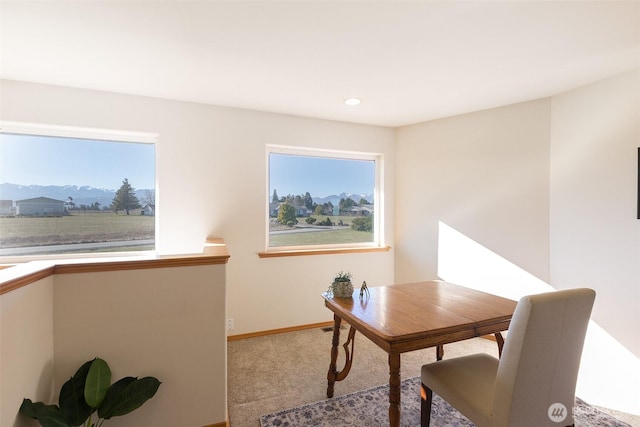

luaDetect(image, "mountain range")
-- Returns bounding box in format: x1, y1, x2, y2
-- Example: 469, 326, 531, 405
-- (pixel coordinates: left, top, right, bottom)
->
312, 192, 374, 206
0, 183, 153, 208
1, 184, 370, 209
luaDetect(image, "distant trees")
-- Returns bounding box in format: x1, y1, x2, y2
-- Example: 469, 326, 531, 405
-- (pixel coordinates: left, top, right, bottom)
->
277, 202, 297, 226
65, 196, 75, 211
142, 190, 155, 207
112, 178, 141, 215
271, 188, 371, 220
351, 216, 372, 232
65, 197, 103, 212
338, 197, 356, 214
77, 202, 102, 211
317, 217, 334, 226
303, 192, 313, 210
321, 201, 334, 215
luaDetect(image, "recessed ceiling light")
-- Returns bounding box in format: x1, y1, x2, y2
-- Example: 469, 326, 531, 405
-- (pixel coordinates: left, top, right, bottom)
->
344, 98, 361, 106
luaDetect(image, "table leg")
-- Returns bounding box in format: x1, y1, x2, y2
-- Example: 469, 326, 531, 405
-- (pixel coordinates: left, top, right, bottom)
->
388, 353, 401, 427
326, 314, 342, 398
326, 314, 357, 398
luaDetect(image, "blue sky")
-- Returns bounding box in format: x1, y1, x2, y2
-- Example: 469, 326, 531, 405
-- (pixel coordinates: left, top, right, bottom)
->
269, 153, 374, 199
0, 134, 372, 197
0, 133, 155, 190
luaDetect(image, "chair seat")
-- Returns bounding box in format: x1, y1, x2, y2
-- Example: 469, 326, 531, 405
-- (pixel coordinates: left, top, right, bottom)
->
421, 288, 595, 427
421, 353, 498, 427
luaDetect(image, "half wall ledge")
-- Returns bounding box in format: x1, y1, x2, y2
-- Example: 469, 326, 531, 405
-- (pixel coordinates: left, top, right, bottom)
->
0, 237, 230, 295
258, 245, 391, 258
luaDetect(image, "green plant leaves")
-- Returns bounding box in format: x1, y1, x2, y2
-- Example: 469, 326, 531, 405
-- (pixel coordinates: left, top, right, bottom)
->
98, 376, 161, 419
20, 358, 160, 427
84, 358, 111, 409
19, 399, 71, 427
59, 360, 93, 425
19, 399, 40, 418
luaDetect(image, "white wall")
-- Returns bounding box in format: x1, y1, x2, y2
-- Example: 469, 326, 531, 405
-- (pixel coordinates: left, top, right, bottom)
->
53, 265, 226, 427
0, 79, 396, 336
550, 69, 640, 357
395, 99, 551, 285
394, 70, 640, 413
0, 260, 227, 427
5, 71, 638, 414
549, 70, 640, 412
1, 267, 55, 427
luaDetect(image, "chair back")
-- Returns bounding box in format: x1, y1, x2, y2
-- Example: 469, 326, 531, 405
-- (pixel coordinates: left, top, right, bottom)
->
492, 288, 595, 427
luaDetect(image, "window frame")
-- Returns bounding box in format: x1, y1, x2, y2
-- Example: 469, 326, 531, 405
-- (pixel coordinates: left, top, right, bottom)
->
0, 121, 158, 263
264, 145, 384, 255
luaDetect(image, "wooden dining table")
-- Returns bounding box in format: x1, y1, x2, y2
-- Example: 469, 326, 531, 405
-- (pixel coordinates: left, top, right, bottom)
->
322, 280, 517, 427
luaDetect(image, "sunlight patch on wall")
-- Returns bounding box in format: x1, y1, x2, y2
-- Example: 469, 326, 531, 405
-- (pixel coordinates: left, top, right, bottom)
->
578, 321, 640, 414
437, 221, 552, 300
437, 221, 640, 415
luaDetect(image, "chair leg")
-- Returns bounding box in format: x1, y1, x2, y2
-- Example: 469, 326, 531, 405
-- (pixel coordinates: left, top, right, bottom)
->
436, 344, 444, 360
420, 382, 433, 427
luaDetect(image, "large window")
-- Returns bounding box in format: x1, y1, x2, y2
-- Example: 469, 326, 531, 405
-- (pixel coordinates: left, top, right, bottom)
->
0, 122, 156, 258
267, 146, 382, 251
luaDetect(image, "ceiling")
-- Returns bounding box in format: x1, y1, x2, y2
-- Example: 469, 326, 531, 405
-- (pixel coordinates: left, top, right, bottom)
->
1, 1, 639, 127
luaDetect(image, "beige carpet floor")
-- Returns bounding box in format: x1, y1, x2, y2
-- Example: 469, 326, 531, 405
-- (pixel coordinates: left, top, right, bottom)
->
227, 326, 639, 427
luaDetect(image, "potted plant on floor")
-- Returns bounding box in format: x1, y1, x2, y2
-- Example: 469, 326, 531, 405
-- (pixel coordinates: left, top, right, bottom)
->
20, 357, 160, 427
332, 271, 354, 298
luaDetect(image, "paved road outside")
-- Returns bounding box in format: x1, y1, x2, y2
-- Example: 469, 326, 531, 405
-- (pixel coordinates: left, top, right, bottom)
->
0, 239, 155, 256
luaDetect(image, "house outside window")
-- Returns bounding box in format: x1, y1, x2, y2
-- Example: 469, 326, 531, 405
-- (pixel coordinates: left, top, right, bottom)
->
0, 122, 157, 259
267, 146, 382, 251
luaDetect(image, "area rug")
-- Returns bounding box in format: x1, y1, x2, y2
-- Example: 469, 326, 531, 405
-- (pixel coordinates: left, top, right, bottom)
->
260, 376, 631, 426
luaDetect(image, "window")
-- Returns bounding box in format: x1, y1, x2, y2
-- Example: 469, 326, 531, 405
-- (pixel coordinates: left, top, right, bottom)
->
267, 146, 382, 252
0, 122, 156, 258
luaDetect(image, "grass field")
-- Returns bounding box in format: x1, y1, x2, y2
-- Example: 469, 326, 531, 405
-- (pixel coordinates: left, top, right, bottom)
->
268, 215, 373, 247
0, 212, 369, 252
269, 228, 373, 247
0, 212, 155, 248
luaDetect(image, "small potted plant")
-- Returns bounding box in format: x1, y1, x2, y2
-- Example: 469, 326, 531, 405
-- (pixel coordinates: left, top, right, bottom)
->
332, 271, 354, 298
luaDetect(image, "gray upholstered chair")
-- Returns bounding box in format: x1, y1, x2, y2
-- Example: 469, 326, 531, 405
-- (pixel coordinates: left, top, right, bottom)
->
420, 288, 595, 427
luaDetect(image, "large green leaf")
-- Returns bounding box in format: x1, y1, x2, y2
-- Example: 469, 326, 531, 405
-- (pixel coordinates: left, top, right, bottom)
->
96, 376, 135, 418
97, 376, 161, 419
36, 412, 72, 427
84, 358, 111, 409
19, 399, 71, 427
59, 360, 93, 425
19, 398, 41, 418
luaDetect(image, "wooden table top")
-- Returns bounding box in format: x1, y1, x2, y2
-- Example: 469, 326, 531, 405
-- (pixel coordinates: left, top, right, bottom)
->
323, 280, 517, 353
